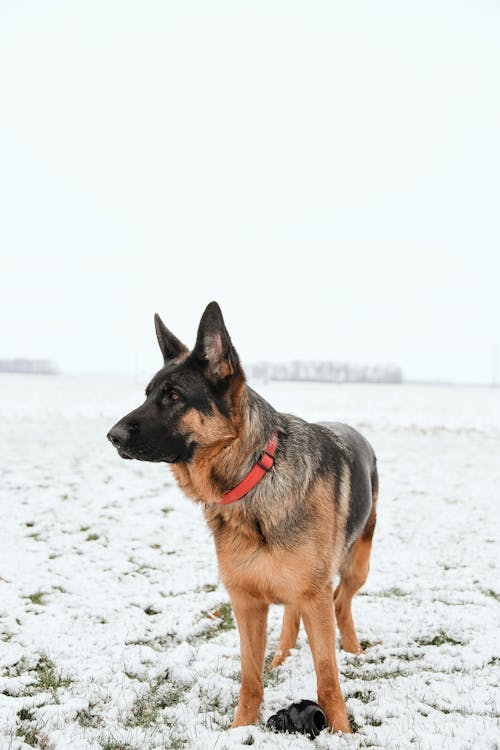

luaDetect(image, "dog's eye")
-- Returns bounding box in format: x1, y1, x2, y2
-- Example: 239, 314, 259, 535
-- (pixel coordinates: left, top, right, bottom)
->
164, 389, 181, 404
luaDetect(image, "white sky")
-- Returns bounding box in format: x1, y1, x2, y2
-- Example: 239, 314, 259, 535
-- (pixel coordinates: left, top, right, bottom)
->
1, 0, 499, 383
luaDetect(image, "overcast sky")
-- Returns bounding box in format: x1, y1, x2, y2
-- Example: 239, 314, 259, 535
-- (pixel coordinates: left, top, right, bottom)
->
1, 0, 499, 383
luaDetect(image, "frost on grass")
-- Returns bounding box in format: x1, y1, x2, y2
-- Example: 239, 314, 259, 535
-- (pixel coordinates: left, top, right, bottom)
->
0, 376, 499, 749
197, 602, 235, 641
126, 671, 186, 728
3, 654, 72, 748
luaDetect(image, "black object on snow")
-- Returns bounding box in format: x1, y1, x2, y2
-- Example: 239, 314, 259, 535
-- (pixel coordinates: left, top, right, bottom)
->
267, 699, 327, 738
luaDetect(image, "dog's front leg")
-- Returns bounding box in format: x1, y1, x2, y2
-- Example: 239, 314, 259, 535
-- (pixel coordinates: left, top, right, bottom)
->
229, 588, 268, 728
301, 588, 351, 733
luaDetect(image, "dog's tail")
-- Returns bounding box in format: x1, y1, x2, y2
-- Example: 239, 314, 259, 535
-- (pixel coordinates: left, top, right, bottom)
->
362, 461, 378, 542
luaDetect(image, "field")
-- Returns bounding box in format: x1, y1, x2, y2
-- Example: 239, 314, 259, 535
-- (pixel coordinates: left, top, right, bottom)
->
0, 374, 498, 750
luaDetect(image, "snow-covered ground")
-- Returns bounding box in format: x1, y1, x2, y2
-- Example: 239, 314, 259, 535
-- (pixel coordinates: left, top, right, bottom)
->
0, 374, 499, 750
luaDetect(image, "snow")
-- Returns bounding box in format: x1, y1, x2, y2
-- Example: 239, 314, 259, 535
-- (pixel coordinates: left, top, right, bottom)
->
1, 374, 499, 749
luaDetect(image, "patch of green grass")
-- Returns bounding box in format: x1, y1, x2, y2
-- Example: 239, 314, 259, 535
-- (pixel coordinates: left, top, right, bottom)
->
360, 653, 386, 665
144, 605, 160, 616
155, 682, 185, 709
135, 563, 159, 574
347, 689, 375, 704
17, 708, 35, 722
100, 742, 134, 750
76, 707, 103, 728
167, 735, 188, 750
15, 710, 49, 748
348, 714, 361, 732
360, 639, 375, 650
23, 654, 72, 700
416, 630, 463, 647
201, 583, 217, 593
377, 586, 408, 598
80, 526, 90, 532
127, 672, 186, 728
161, 507, 173, 515
128, 691, 170, 726
26, 592, 45, 605
2, 656, 31, 682
426, 702, 452, 715
342, 664, 408, 682
15, 726, 40, 747
199, 602, 235, 640
86, 532, 99, 541
263, 653, 282, 687
399, 651, 424, 662
482, 588, 500, 602
36, 655, 71, 691
124, 670, 144, 681
203, 693, 224, 713
366, 716, 382, 726
125, 633, 177, 651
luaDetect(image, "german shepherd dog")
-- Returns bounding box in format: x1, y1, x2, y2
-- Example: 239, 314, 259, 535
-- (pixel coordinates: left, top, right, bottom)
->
107, 302, 378, 733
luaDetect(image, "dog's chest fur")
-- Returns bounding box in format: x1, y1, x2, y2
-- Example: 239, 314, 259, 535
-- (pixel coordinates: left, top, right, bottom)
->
215, 538, 329, 605
204, 477, 338, 605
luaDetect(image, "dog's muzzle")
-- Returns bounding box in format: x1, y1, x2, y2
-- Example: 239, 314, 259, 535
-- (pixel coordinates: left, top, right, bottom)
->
107, 423, 135, 458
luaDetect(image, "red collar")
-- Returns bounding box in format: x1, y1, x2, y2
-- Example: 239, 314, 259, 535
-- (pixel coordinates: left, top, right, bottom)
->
219, 431, 279, 505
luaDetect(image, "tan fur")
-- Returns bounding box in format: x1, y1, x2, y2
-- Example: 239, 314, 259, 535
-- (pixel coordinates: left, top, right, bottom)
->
334, 536, 372, 653
207, 475, 352, 731
270, 460, 353, 668
112, 305, 377, 733
334, 473, 378, 653
212, 477, 334, 603
170, 373, 247, 503
169, 381, 374, 733
204, 332, 235, 379
269, 605, 301, 669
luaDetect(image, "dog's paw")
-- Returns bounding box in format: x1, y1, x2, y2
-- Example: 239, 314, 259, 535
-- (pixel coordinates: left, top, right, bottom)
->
340, 640, 364, 654
268, 650, 285, 670
230, 707, 260, 728
230, 717, 256, 729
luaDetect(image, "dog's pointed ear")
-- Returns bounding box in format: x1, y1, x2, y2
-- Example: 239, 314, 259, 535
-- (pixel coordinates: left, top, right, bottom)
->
193, 302, 240, 380
154, 313, 189, 363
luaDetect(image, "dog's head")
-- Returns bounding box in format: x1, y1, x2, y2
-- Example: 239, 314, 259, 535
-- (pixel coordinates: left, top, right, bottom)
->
107, 302, 245, 463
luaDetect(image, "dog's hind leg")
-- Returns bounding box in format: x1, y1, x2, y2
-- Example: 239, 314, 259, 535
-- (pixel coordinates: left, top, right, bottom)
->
269, 605, 301, 669
334, 467, 378, 654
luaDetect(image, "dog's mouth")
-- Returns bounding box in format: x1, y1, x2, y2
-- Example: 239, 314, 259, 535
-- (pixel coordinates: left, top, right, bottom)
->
117, 447, 133, 460
116, 447, 180, 463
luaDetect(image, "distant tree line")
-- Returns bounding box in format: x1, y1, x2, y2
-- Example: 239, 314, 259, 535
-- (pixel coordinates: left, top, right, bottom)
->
0, 358, 59, 374
247, 360, 402, 384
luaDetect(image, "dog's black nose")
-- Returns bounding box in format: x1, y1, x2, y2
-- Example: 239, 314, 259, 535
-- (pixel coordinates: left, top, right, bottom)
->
107, 424, 129, 447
